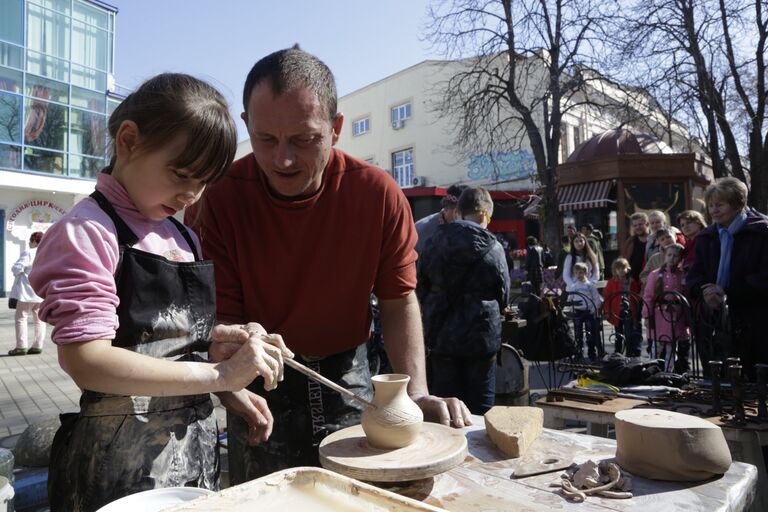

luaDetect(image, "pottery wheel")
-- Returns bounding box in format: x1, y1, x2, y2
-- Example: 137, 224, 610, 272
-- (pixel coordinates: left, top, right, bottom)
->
319, 423, 468, 482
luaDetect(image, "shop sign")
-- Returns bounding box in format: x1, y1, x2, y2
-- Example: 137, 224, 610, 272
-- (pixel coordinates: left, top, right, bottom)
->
6, 199, 67, 239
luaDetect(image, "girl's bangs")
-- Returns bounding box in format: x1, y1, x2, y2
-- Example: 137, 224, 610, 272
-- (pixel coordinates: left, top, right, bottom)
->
171, 111, 237, 183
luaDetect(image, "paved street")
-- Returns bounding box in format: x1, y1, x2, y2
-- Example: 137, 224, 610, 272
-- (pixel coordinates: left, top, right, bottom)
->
0, 299, 78, 444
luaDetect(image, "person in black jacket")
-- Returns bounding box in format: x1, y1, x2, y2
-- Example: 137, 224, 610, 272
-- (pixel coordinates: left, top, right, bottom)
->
525, 236, 544, 294
416, 187, 511, 414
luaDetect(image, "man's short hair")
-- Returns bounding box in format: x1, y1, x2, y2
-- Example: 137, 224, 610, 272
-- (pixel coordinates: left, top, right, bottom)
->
704, 177, 748, 212
630, 212, 649, 223
526, 236, 538, 246
441, 184, 469, 208
242, 45, 338, 123
655, 227, 672, 239
583, 223, 594, 232
458, 187, 494, 218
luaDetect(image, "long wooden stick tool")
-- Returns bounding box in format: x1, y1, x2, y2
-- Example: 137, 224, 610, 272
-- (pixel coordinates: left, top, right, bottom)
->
284, 357, 377, 409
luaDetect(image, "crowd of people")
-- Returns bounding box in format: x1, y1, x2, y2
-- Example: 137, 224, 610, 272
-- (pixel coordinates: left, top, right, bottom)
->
490, 180, 765, 378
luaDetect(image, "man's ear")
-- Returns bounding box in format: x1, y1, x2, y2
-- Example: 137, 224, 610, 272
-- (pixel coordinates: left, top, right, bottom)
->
331, 113, 344, 146
114, 120, 140, 160
240, 112, 249, 130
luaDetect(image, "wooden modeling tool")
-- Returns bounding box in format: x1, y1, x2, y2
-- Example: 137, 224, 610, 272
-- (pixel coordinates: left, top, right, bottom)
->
284, 357, 377, 409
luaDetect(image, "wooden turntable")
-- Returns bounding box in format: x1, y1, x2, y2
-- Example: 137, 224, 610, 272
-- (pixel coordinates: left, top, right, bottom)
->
318, 423, 468, 482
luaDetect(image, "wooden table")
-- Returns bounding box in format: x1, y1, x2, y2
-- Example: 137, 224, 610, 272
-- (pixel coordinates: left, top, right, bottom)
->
537, 397, 767, 511
400, 420, 757, 511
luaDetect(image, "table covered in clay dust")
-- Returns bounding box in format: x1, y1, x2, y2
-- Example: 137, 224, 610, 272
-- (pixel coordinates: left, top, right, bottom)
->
168, 418, 757, 511
400, 418, 756, 511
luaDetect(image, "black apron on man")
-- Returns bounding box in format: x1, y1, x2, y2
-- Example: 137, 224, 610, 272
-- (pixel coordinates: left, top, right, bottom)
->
48, 190, 219, 512
227, 343, 373, 483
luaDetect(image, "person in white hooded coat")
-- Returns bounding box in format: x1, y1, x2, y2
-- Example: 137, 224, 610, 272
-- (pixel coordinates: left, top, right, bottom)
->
8, 231, 45, 355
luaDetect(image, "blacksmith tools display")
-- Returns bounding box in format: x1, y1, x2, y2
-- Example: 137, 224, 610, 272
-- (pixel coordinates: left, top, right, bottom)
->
709, 360, 723, 416
728, 364, 746, 424
756, 364, 768, 421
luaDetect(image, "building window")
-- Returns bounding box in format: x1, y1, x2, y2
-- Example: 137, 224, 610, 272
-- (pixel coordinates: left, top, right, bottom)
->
0, 0, 116, 179
352, 117, 369, 136
391, 102, 411, 128
391, 148, 413, 188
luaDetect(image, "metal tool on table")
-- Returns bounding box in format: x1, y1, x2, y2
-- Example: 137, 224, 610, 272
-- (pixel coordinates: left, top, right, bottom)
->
728, 364, 746, 424
546, 387, 651, 405
755, 364, 768, 421
710, 360, 723, 416
284, 357, 377, 409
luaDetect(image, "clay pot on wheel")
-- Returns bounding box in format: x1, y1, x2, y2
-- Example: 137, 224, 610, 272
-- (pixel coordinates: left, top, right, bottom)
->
361, 374, 423, 449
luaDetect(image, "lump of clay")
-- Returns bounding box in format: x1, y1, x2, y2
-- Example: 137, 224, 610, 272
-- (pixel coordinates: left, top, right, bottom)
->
615, 409, 732, 481
484, 406, 543, 458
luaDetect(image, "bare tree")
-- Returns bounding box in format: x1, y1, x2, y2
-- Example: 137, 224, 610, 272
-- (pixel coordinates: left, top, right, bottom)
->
424, 0, 617, 251
617, 0, 767, 211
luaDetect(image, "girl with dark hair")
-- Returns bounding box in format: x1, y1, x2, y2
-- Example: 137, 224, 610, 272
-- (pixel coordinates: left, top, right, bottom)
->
562, 233, 599, 286
29, 73, 292, 511
8, 231, 46, 356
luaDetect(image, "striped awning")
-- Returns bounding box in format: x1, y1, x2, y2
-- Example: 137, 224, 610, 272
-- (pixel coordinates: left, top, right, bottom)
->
557, 180, 614, 212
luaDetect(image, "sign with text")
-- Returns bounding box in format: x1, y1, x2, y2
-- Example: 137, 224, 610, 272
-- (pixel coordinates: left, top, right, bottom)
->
6, 199, 66, 240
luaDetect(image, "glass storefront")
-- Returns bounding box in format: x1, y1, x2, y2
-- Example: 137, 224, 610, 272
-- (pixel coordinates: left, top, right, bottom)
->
0, 0, 115, 179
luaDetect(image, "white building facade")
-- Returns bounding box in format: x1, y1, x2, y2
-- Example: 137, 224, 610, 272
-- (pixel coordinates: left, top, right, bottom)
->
336, 59, 694, 193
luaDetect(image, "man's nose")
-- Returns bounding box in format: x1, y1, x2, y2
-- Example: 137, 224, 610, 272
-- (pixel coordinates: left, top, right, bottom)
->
273, 142, 295, 169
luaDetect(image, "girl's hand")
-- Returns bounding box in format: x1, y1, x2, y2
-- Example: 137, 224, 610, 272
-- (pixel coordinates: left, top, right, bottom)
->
217, 389, 274, 445
209, 322, 271, 362
215, 334, 285, 391
211, 323, 294, 391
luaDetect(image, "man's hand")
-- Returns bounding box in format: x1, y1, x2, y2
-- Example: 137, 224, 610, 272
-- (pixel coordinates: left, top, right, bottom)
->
702, 283, 725, 310
209, 323, 268, 362
210, 323, 294, 392
411, 393, 473, 428
217, 389, 274, 445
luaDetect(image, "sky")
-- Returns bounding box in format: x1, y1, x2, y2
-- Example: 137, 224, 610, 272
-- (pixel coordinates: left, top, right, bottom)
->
108, 0, 440, 141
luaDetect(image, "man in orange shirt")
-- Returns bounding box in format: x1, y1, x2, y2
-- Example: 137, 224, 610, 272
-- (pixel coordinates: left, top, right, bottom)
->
189, 46, 471, 483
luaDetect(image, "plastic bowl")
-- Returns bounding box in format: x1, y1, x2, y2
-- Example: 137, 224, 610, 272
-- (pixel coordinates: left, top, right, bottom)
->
96, 487, 214, 512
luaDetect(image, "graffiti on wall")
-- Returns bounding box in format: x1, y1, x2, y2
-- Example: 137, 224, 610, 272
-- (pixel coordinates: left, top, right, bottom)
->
466, 150, 537, 182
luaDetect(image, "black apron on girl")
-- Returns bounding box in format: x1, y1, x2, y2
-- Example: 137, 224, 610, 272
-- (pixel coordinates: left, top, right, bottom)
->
48, 190, 219, 512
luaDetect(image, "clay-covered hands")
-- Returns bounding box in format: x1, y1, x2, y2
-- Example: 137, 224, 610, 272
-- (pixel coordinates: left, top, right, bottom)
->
411, 393, 473, 428
217, 389, 274, 445
701, 283, 726, 310
209, 323, 294, 392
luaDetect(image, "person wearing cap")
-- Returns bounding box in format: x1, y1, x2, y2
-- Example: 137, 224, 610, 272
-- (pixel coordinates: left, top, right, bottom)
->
414, 184, 468, 254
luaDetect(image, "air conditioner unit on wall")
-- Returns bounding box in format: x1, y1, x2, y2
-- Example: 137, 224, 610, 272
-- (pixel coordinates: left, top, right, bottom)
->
392, 119, 404, 130
412, 176, 429, 186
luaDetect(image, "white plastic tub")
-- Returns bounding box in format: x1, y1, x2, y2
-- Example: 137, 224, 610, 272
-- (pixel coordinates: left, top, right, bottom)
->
95, 486, 214, 512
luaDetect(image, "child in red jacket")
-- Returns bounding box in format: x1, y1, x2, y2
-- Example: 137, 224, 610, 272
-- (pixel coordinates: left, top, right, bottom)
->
603, 258, 641, 355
